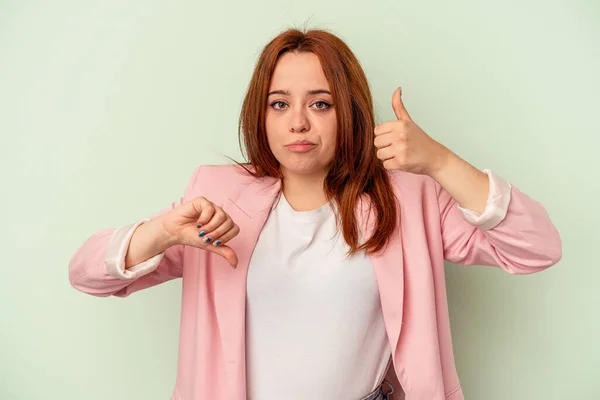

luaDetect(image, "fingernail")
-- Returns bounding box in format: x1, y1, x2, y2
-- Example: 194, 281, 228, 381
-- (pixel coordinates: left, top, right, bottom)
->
204, 236, 212, 243
231, 264, 237, 269
213, 240, 222, 247
197, 224, 202, 229
199, 231, 206, 237
398, 87, 402, 95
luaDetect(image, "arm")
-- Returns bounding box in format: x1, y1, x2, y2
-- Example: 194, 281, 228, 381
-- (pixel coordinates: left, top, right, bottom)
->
124, 214, 177, 269
434, 162, 562, 273
68, 166, 202, 297
375, 87, 561, 272
429, 151, 490, 215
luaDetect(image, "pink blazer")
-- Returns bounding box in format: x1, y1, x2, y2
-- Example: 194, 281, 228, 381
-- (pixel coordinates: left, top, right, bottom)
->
69, 165, 562, 400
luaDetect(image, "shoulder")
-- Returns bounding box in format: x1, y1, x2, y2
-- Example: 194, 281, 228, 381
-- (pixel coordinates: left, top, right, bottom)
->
385, 169, 440, 198
192, 163, 257, 183
183, 163, 275, 201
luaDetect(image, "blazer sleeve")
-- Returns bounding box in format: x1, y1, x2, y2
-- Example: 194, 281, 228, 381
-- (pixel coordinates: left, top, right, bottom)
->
68, 166, 203, 297
437, 169, 562, 273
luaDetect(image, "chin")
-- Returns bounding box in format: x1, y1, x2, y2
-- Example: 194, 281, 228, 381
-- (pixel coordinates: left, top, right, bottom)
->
281, 162, 329, 177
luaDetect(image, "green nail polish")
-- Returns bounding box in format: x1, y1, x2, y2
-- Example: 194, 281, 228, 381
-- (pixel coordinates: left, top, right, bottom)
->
199, 231, 206, 237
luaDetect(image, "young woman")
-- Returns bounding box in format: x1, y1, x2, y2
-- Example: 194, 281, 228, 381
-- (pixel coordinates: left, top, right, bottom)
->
69, 28, 562, 400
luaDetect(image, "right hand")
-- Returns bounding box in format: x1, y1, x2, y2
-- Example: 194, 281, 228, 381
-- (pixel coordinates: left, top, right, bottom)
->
162, 196, 240, 267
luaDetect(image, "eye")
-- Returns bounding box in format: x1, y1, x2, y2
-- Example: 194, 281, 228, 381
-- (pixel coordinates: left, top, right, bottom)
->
270, 101, 288, 110
312, 101, 332, 110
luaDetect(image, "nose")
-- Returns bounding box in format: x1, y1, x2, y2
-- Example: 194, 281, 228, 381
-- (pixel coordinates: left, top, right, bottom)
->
289, 106, 309, 133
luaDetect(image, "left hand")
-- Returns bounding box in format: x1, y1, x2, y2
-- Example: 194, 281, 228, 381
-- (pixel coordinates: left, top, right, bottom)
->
374, 87, 452, 176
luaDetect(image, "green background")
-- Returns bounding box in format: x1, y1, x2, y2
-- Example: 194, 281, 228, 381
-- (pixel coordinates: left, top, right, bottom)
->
1, 0, 597, 398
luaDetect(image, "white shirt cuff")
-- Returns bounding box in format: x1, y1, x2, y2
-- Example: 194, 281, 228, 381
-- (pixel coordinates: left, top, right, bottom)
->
105, 219, 165, 280
457, 169, 512, 231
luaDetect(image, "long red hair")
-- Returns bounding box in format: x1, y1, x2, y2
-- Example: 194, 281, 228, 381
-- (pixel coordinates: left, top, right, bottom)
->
237, 28, 398, 255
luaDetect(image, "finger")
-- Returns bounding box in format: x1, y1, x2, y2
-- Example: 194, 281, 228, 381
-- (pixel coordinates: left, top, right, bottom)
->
197, 206, 226, 234
200, 217, 235, 245
186, 229, 239, 268
195, 198, 216, 227
374, 121, 398, 136
210, 224, 241, 267
211, 224, 240, 247
374, 132, 395, 149
392, 87, 413, 122
376, 146, 397, 161
206, 244, 239, 268
382, 158, 399, 170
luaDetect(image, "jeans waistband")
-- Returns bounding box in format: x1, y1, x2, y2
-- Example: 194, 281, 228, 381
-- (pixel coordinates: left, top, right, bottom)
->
359, 380, 394, 400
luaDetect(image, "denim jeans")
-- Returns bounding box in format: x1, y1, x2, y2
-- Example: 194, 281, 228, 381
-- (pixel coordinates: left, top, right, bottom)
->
359, 380, 394, 400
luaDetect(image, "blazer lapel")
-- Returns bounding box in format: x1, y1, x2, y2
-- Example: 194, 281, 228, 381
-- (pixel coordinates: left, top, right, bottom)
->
214, 175, 282, 399
356, 196, 405, 379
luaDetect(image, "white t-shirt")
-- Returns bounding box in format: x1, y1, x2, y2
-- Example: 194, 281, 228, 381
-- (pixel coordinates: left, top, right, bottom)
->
245, 192, 391, 399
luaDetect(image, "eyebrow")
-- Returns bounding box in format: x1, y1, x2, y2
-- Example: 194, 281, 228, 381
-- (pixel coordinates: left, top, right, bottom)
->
267, 89, 332, 97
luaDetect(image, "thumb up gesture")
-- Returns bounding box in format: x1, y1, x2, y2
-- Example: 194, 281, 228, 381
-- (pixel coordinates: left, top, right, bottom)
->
374, 87, 451, 176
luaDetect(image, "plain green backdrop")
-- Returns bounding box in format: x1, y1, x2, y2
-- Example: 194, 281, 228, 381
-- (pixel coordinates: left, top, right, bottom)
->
1, 0, 598, 399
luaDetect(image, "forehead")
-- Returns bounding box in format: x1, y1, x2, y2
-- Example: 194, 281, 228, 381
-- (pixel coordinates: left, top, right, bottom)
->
269, 51, 330, 91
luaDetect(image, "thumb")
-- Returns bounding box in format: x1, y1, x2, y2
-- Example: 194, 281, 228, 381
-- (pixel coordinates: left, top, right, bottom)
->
392, 87, 412, 122
209, 245, 239, 268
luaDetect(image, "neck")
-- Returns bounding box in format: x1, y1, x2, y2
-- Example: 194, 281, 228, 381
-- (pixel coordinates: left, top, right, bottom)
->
281, 169, 329, 211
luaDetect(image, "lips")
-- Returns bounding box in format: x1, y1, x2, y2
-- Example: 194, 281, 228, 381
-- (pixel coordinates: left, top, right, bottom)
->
286, 140, 315, 146
285, 140, 316, 153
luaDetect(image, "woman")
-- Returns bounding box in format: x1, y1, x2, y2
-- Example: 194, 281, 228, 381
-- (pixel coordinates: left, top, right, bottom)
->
69, 28, 562, 400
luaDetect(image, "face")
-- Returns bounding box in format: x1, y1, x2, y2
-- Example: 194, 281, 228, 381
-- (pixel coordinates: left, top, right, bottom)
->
265, 51, 337, 179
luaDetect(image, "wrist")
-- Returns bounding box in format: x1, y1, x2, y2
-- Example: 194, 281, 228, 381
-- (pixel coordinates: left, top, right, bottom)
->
427, 145, 455, 180
148, 215, 179, 251
124, 215, 176, 269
